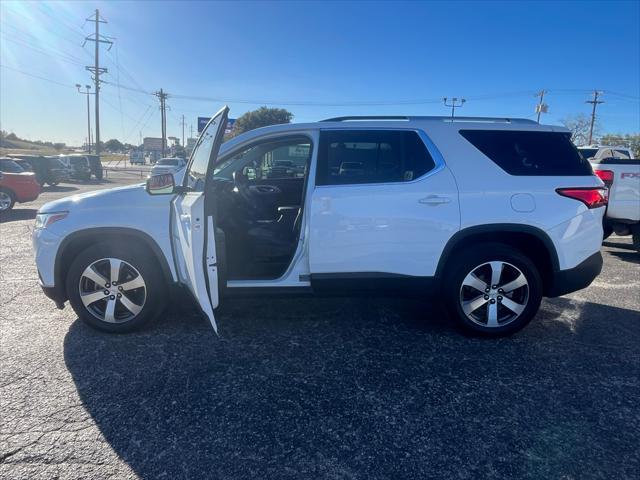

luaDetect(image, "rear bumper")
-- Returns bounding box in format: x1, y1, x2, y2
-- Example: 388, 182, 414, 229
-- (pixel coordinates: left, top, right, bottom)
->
547, 251, 603, 297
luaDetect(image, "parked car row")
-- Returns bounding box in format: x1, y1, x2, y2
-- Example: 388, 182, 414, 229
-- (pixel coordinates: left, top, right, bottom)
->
0, 154, 104, 212
6, 154, 103, 184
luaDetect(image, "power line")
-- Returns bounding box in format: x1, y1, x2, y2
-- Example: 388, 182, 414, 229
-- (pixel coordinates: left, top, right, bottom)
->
0, 64, 74, 88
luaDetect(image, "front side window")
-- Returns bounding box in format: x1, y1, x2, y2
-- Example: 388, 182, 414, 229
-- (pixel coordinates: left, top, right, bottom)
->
461, 130, 593, 176
316, 130, 436, 186
185, 109, 226, 191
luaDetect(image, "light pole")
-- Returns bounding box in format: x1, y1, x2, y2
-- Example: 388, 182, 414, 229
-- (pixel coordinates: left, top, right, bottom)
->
443, 97, 466, 119
76, 84, 94, 153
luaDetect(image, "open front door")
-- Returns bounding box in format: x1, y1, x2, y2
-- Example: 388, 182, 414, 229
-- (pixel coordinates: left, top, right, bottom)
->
171, 106, 229, 332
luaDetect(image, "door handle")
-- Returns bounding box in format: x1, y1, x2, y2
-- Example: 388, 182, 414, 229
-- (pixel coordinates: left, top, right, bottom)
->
419, 195, 451, 205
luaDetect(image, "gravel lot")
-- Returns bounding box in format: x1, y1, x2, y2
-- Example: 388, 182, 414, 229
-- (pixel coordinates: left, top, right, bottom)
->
1, 175, 639, 479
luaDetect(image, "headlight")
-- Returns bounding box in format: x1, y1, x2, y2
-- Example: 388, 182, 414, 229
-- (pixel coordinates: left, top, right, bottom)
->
35, 211, 68, 229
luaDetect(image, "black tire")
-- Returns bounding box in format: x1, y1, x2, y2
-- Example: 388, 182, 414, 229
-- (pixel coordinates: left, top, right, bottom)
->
66, 242, 167, 333
603, 225, 613, 240
632, 225, 640, 253
443, 243, 543, 337
0, 188, 15, 212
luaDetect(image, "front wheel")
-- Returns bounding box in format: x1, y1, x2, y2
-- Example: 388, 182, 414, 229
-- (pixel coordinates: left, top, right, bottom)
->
66, 243, 166, 332
0, 188, 15, 212
444, 244, 543, 337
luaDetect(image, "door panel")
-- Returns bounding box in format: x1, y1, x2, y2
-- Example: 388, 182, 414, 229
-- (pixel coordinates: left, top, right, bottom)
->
172, 192, 219, 331
309, 168, 460, 278
170, 106, 229, 332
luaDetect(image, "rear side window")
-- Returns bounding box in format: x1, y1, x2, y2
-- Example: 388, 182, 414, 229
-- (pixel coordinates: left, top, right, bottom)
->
316, 130, 436, 186
460, 130, 593, 176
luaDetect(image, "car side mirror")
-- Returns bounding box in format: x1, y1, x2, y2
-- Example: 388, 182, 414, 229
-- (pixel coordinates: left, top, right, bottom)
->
146, 173, 175, 195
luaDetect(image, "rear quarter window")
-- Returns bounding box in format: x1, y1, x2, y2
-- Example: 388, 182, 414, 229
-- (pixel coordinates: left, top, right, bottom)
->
460, 130, 593, 176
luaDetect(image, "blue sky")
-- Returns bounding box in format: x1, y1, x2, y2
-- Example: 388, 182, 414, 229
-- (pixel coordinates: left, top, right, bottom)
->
1, 0, 638, 146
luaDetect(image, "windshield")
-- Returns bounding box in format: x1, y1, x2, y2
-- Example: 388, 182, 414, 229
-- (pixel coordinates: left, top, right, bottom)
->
214, 137, 311, 181
158, 159, 179, 166
0, 159, 24, 173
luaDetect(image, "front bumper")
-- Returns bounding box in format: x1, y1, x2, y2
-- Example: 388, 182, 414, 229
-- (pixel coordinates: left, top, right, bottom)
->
547, 251, 603, 297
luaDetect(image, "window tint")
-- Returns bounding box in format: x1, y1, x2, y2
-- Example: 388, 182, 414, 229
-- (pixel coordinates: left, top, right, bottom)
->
460, 130, 593, 176
579, 148, 598, 160
316, 130, 435, 185
185, 111, 225, 191
0, 159, 24, 173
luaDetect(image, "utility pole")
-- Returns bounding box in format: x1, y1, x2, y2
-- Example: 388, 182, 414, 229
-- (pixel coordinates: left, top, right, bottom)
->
83, 9, 112, 157
75, 84, 94, 153
154, 89, 169, 157
190, 124, 193, 139
535, 90, 548, 123
443, 97, 466, 119
180, 114, 186, 146
586, 90, 604, 145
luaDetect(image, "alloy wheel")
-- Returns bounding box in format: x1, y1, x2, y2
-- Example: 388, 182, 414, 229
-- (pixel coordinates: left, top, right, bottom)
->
78, 257, 147, 323
459, 261, 529, 328
0, 191, 12, 211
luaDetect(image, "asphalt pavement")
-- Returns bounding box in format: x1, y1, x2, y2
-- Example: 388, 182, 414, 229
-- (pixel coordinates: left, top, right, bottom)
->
1, 176, 639, 479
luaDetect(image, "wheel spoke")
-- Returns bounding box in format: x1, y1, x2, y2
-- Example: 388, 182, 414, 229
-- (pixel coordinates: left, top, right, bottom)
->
83, 265, 108, 288
501, 297, 526, 315
104, 298, 117, 323
109, 258, 122, 284
500, 273, 527, 293
462, 295, 488, 316
486, 302, 498, 327
119, 294, 143, 316
80, 290, 106, 307
119, 275, 145, 291
462, 272, 488, 293
489, 261, 503, 287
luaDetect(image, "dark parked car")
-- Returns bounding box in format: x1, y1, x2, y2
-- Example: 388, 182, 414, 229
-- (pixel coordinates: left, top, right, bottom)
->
84, 154, 103, 180
60, 155, 92, 181
7, 154, 70, 186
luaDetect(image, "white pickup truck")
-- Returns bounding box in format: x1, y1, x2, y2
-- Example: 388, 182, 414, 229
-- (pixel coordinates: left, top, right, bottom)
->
579, 146, 640, 251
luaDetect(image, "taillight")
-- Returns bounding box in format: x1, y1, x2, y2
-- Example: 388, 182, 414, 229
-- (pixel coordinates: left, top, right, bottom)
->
594, 169, 614, 188
556, 188, 607, 209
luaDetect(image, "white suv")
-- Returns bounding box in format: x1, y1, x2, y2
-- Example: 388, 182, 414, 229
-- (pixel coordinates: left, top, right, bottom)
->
33, 108, 606, 336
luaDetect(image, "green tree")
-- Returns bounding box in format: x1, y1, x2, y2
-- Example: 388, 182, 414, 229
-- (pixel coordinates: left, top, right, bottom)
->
599, 133, 640, 157
104, 138, 124, 152
229, 106, 293, 138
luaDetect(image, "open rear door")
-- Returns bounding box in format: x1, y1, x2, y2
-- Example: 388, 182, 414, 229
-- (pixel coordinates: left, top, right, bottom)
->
170, 106, 229, 332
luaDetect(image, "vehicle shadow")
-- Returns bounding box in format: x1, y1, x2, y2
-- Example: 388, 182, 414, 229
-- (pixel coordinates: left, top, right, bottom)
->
63, 296, 640, 479
42, 185, 79, 193
0, 208, 37, 223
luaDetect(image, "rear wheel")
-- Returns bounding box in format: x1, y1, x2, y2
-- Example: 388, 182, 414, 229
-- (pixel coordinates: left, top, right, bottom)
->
66, 243, 166, 332
444, 244, 543, 336
632, 225, 640, 253
0, 188, 15, 212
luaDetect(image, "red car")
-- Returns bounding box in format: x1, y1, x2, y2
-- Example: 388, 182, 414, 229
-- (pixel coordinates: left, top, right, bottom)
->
0, 158, 41, 212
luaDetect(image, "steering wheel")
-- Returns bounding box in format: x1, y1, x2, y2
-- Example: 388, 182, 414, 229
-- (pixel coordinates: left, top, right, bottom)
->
232, 170, 258, 213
